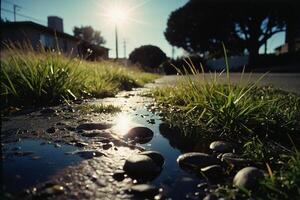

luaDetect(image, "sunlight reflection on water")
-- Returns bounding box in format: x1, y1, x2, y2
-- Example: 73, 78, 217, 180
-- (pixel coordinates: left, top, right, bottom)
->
112, 113, 139, 136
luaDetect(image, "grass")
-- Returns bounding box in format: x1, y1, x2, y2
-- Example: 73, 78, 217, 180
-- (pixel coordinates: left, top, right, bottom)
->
77, 103, 121, 114
0, 43, 159, 110
151, 49, 300, 141
150, 45, 300, 199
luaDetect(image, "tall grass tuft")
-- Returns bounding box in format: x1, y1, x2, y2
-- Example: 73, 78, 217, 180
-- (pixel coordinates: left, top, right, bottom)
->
151, 45, 300, 140
1, 43, 158, 109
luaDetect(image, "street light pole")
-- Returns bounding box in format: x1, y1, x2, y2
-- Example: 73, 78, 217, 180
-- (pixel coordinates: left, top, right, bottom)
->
115, 24, 119, 59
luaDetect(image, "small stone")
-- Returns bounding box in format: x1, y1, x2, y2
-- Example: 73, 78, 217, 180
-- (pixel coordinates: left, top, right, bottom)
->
200, 165, 224, 179
209, 141, 232, 153
74, 142, 88, 147
139, 151, 164, 167
112, 170, 125, 181
233, 167, 264, 190
123, 154, 161, 179
73, 150, 105, 159
42, 184, 64, 196
125, 127, 154, 144
222, 153, 252, 167
46, 127, 56, 134
129, 184, 159, 198
177, 152, 220, 170
102, 143, 112, 150
76, 123, 112, 131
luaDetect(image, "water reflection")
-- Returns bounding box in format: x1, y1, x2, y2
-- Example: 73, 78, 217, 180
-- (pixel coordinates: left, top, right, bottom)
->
112, 113, 132, 136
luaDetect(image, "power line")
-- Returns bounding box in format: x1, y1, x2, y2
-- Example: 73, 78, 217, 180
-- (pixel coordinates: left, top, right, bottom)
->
1, 8, 46, 24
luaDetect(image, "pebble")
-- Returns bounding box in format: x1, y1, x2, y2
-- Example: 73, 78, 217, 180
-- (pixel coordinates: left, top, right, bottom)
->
177, 152, 220, 170
128, 184, 159, 198
73, 150, 105, 159
200, 165, 224, 179
209, 141, 233, 153
112, 170, 126, 181
139, 151, 164, 167
123, 154, 161, 179
233, 167, 264, 190
125, 127, 154, 144
46, 127, 56, 134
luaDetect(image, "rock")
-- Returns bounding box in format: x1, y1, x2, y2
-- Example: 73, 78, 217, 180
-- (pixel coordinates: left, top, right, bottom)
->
46, 127, 56, 134
73, 150, 105, 159
125, 127, 154, 144
102, 143, 112, 150
177, 153, 220, 170
76, 123, 112, 131
112, 170, 125, 181
41, 184, 64, 196
123, 154, 161, 179
221, 153, 252, 167
139, 151, 164, 167
128, 184, 159, 198
74, 142, 88, 147
200, 165, 224, 179
233, 167, 264, 190
209, 141, 232, 153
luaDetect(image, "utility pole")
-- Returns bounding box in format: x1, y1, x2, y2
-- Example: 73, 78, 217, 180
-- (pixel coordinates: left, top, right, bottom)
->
13, 4, 21, 22
115, 24, 119, 59
123, 39, 127, 59
172, 46, 175, 59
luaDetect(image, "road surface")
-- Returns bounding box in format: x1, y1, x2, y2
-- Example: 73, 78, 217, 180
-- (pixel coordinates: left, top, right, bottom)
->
154, 73, 300, 94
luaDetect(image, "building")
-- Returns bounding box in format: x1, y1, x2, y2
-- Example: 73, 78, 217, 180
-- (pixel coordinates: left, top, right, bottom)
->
0, 16, 109, 59
275, 14, 300, 55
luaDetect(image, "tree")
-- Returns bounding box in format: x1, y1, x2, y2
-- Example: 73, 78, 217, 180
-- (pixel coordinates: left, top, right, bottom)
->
73, 26, 105, 45
165, 0, 297, 65
129, 45, 167, 69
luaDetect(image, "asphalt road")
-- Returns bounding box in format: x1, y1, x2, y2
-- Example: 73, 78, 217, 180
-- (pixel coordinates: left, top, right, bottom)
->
154, 73, 300, 94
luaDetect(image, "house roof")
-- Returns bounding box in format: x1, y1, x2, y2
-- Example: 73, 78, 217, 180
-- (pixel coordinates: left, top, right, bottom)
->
1, 21, 110, 50
2, 21, 80, 41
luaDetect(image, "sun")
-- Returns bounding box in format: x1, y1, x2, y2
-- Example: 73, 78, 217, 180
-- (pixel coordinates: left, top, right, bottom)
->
107, 6, 129, 24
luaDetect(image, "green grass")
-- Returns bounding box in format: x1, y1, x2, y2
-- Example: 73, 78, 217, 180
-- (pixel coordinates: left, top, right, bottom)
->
215, 151, 300, 200
151, 51, 300, 141
150, 45, 300, 200
0, 44, 159, 109
77, 103, 121, 114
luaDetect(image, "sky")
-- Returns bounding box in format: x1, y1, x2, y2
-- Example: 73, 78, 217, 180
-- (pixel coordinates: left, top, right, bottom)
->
1, 0, 285, 58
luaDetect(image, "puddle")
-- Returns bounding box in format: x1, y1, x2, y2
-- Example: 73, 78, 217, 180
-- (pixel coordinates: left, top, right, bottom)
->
105, 90, 211, 199
1, 139, 83, 193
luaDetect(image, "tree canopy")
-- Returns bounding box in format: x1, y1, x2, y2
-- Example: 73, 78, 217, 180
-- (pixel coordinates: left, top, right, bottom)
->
73, 26, 105, 45
129, 45, 167, 69
165, 0, 297, 64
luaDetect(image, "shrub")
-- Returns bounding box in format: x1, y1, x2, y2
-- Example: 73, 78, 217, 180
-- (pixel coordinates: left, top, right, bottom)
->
129, 45, 167, 70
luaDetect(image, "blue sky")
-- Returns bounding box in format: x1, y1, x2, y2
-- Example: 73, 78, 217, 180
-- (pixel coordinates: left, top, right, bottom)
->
1, 0, 285, 58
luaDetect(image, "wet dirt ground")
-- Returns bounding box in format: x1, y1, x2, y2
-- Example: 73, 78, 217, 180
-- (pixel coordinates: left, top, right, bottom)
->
2, 74, 299, 199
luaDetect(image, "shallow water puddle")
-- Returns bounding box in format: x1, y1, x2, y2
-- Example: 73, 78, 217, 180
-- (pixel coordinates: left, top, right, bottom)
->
105, 90, 208, 199
1, 139, 83, 193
